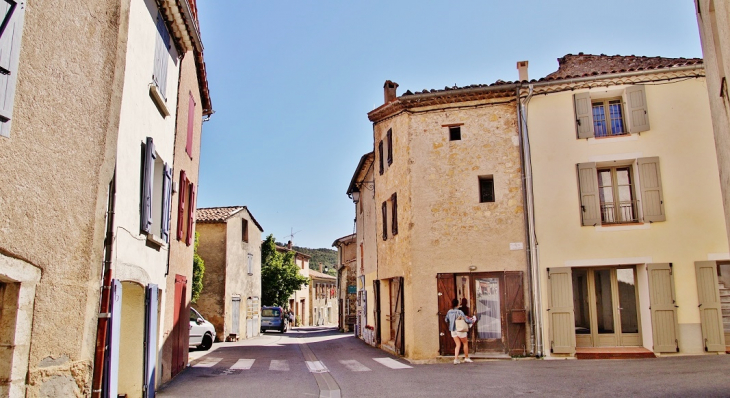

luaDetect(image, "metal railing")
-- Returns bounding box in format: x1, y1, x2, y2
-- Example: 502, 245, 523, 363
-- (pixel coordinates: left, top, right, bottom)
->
600, 200, 639, 224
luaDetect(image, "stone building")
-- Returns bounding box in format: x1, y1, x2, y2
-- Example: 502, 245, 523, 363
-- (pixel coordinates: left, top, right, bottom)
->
363, 80, 530, 360
309, 269, 338, 327
333, 234, 357, 332
281, 242, 312, 326
195, 207, 264, 342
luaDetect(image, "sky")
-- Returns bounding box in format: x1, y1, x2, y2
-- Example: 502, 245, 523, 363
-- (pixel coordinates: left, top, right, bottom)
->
195, 1, 703, 249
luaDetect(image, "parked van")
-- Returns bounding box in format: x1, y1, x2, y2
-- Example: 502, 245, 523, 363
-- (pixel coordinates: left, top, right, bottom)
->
260, 306, 287, 333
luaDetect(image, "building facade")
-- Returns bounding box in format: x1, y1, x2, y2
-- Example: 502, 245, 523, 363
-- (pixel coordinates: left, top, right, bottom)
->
333, 234, 357, 332
309, 269, 338, 327
282, 243, 312, 326
195, 207, 264, 342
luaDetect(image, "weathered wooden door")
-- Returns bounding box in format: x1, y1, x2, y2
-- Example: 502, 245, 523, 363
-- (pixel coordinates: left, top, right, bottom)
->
695, 261, 726, 352
647, 263, 679, 352
171, 275, 187, 376
144, 284, 159, 398
437, 274, 456, 356
390, 277, 404, 355
504, 272, 526, 356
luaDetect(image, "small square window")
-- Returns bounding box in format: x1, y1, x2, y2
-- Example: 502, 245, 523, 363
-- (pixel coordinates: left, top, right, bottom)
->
449, 126, 461, 141
479, 176, 495, 203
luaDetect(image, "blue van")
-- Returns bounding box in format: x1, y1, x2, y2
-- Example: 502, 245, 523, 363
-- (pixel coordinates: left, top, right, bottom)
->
260, 306, 288, 333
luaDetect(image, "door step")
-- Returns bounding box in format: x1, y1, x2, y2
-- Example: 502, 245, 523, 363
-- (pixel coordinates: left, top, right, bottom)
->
575, 347, 655, 360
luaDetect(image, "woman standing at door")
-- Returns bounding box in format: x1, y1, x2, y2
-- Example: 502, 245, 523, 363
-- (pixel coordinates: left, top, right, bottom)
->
445, 298, 475, 364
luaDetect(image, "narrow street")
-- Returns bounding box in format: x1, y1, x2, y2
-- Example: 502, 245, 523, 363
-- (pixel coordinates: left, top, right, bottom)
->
159, 327, 730, 398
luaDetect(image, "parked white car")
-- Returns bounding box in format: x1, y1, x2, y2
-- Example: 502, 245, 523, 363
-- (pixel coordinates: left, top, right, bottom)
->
189, 307, 215, 351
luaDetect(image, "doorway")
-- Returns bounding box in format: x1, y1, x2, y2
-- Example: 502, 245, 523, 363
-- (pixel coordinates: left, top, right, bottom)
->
573, 267, 641, 347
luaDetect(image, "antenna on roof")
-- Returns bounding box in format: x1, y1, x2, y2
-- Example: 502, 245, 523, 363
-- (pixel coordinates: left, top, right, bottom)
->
284, 228, 301, 245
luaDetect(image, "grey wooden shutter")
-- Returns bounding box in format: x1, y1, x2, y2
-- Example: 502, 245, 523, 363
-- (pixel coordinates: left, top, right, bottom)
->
577, 162, 601, 226
152, 13, 170, 100
548, 267, 575, 355
144, 284, 159, 398
574, 92, 594, 139
161, 163, 172, 243
105, 279, 122, 398
625, 85, 650, 133
0, 1, 25, 137
141, 137, 156, 234
647, 263, 679, 353
695, 261, 726, 352
637, 157, 665, 222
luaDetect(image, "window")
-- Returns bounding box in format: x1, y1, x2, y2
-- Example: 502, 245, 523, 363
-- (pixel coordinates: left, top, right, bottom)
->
378, 140, 384, 175
574, 85, 649, 139
391, 193, 398, 236
247, 253, 253, 275
0, 1, 24, 137
381, 201, 388, 241
186, 92, 196, 158
242, 219, 249, 242
386, 129, 393, 165
141, 137, 172, 243
578, 157, 665, 226
449, 126, 462, 141
176, 170, 196, 245
479, 176, 495, 203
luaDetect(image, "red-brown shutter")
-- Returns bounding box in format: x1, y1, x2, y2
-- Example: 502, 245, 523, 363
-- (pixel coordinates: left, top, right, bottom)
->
186, 183, 196, 246
186, 92, 196, 158
177, 170, 187, 241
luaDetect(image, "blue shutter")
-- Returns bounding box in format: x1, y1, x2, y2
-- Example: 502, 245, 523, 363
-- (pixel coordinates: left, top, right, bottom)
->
104, 279, 122, 398
152, 13, 170, 100
161, 163, 172, 243
141, 138, 156, 234
0, 1, 25, 137
144, 284, 159, 398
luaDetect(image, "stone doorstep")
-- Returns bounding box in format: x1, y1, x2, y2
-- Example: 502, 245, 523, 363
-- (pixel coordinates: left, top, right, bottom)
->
575, 347, 656, 360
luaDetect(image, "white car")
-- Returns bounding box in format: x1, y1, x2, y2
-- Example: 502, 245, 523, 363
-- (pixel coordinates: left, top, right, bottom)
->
189, 307, 215, 351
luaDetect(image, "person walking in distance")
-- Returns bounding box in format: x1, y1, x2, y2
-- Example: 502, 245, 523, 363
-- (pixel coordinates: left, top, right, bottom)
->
445, 298, 476, 364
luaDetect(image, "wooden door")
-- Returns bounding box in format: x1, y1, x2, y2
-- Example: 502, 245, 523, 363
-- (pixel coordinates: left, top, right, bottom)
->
695, 261, 726, 352
231, 297, 241, 335
390, 277, 404, 355
504, 272, 526, 356
548, 268, 576, 355
647, 263, 679, 353
437, 274, 456, 356
171, 275, 187, 377
373, 280, 381, 345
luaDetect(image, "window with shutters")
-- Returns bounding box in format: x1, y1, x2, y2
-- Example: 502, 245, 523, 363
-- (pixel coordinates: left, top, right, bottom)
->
247, 253, 254, 275
152, 12, 171, 100
574, 86, 649, 139
242, 219, 249, 243
0, 1, 24, 138
386, 129, 393, 165
577, 157, 665, 226
141, 137, 172, 244
176, 171, 195, 245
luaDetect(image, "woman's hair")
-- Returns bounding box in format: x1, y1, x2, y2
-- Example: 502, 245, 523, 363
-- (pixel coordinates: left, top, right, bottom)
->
460, 298, 468, 307
451, 298, 459, 307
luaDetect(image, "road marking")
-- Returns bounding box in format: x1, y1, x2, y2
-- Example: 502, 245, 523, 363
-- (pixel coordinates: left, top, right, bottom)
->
230, 359, 255, 370
194, 357, 223, 368
373, 357, 413, 369
269, 360, 290, 371
306, 361, 329, 373
339, 360, 371, 372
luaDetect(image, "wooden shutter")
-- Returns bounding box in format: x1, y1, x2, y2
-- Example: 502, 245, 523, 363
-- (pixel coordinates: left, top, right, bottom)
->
391, 193, 398, 235
106, 279, 123, 398
177, 170, 187, 241
574, 92, 594, 139
378, 140, 384, 175
437, 274, 456, 356
161, 163, 172, 243
625, 85, 650, 133
373, 280, 381, 344
0, 1, 23, 137
695, 261, 726, 352
186, 183, 196, 246
505, 271, 526, 356
637, 157, 665, 222
386, 129, 393, 165
647, 263, 679, 352
548, 267, 575, 355
577, 162, 601, 226
144, 284, 159, 398
172, 275, 187, 376
153, 13, 170, 99
186, 93, 196, 158
381, 201, 387, 241
141, 137, 156, 234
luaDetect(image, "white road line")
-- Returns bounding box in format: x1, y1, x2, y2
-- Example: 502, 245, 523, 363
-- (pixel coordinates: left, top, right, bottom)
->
269, 360, 290, 371
339, 360, 371, 372
194, 357, 223, 368
230, 359, 255, 370
305, 360, 329, 373
373, 357, 413, 369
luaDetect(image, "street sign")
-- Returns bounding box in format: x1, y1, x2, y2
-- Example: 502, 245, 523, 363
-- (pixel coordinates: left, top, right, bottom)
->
347, 285, 356, 294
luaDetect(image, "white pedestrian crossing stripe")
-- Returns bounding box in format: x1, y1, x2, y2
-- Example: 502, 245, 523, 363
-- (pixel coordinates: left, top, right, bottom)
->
194, 357, 223, 368
339, 360, 371, 372
269, 360, 289, 371
373, 357, 412, 369
306, 361, 329, 373
230, 359, 255, 370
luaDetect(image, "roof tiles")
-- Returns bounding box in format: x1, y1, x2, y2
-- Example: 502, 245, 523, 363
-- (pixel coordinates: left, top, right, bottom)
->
541, 53, 703, 81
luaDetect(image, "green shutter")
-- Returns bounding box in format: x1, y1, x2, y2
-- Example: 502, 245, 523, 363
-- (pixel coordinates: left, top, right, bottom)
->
637, 157, 665, 223
695, 261, 726, 352
574, 92, 594, 139
625, 85, 650, 133
647, 263, 679, 353
577, 163, 601, 226
548, 267, 575, 355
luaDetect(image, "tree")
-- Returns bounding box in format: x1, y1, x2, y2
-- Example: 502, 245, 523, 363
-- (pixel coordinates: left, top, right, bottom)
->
191, 231, 205, 303
261, 234, 308, 307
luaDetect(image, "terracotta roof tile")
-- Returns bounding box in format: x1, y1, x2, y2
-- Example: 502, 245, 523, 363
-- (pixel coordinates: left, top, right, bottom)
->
540, 53, 703, 81
196, 206, 264, 232
309, 269, 336, 280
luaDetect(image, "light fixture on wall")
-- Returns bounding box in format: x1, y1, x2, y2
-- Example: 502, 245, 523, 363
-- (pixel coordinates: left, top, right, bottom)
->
469, 265, 477, 271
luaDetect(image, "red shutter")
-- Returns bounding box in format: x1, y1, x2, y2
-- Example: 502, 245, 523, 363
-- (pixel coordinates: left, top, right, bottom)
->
186, 183, 196, 246
177, 170, 187, 241
186, 92, 196, 158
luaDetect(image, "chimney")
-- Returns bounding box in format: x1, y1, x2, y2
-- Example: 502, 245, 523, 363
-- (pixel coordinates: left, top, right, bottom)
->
287, 240, 292, 250
517, 61, 529, 82
383, 80, 399, 104
318, 263, 323, 273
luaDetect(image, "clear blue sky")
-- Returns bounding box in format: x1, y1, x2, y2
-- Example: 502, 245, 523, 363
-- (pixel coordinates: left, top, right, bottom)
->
195, 1, 702, 249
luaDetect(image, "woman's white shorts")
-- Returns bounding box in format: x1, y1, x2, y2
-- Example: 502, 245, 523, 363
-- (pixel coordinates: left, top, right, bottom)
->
450, 331, 467, 338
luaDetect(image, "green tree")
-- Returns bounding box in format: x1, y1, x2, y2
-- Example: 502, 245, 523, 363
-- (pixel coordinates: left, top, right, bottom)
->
261, 234, 308, 307
191, 231, 205, 303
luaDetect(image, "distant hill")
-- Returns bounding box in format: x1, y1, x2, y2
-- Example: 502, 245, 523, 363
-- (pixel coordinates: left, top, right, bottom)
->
275, 242, 337, 276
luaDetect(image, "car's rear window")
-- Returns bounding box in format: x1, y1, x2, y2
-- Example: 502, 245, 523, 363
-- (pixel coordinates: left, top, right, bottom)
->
262, 309, 281, 317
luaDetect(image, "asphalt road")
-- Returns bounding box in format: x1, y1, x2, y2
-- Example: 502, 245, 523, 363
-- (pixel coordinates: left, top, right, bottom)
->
159, 327, 730, 398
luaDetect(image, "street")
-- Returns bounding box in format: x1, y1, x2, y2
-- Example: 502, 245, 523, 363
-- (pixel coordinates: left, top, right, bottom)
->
159, 327, 730, 398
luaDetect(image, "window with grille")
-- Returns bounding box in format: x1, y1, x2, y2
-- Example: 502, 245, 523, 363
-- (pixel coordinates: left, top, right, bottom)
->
592, 99, 626, 137
597, 166, 637, 224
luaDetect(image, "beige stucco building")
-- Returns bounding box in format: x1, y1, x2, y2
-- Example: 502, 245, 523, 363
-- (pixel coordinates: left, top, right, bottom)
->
282, 243, 312, 326
363, 80, 530, 360
195, 207, 264, 342
523, 54, 729, 357
333, 234, 357, 332
309, 269, 338, 327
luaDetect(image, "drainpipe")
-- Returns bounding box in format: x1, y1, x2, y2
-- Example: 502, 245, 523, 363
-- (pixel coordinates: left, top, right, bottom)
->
516, 85, 543, 357
91, 170, 117, 397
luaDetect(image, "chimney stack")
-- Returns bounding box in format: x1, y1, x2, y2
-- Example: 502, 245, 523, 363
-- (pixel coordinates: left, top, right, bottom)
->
319, 262, 323, 273
287, 240, 292, 250
383, 80, 399, 104
517, 61, 529, 82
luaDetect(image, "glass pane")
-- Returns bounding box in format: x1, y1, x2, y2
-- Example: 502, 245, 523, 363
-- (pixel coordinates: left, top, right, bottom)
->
475, 278, 501, 339
456, 275, 471, 316
594, 270, 614, 334
615, 168, 630, 185
572, 268, 591, 335
617, 268, 639, 333
593, 104, 607, 137
608, 101, 625, 135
